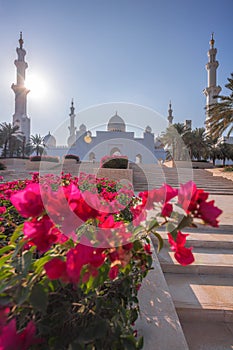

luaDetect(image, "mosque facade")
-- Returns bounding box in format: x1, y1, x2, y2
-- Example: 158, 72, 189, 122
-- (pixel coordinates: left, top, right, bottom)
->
44, 105, 166, 163
11, 33, 227, 163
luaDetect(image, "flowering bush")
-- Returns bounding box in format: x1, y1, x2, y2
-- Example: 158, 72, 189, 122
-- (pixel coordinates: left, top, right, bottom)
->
100, 155, 128, 169
0, 172, 222, 349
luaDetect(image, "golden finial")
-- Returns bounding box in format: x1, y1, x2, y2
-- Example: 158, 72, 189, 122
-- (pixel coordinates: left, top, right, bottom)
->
19, 31, 24, 49
210, 32, 215, 48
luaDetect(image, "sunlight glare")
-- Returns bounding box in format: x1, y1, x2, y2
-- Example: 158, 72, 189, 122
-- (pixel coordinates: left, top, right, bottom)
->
25, 73, 48, 99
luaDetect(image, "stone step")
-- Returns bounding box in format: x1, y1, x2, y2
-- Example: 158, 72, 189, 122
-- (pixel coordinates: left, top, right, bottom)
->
152, 230, 233, 250
164, 273, 233, 322
180, 320, 233, 350
157, 247, 233, 275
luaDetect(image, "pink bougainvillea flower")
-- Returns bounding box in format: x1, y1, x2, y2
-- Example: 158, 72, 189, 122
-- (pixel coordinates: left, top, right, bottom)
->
66, 238, 106, 284
161, 202, 173, 217
109, 265, 119, 280
0, 319, 42, 350
178, 181, 222, 226
131, 203, 147, 226
140, 184, 178, 210
23, 215, 64, 253
144, 243, 152, 255
196, 200, 222, 227
10, 183, 44, 218
44, 258, 67, 280
178, 181, 209, 213
168, 231, 194, 266
0, 307, 10, 327
0, 207, 6, 215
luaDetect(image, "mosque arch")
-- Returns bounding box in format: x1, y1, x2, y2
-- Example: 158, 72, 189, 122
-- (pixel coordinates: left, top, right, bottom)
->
136, 154, 142, 164
89, 152, 96, 161
110, 147, 121, 156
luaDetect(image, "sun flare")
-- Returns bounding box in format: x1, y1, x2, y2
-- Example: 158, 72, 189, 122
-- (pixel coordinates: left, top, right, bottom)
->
25, 73, 48, 99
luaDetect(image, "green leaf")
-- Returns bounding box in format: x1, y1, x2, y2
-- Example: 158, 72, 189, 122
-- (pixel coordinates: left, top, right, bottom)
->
0, 296, 12, 307
147, 218, 159, 232
0, 254, 11, 268
21, 250, 33, 275
29, 284, 48, 314
150, 231, 164, 253
177, 215, 193, 231
121, 335, 137, 350
166, 222, 177, 235
136, 336, 144, 349
15, 285, 30, 305
0, 245, 14, 255
33, 255, 51, 274
10, 223, 24, 244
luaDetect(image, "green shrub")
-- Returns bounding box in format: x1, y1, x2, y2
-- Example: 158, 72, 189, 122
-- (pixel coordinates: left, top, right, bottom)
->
0, 162, 6, 170
223, 166, 233, 172
30, 155, 59, 163
64, 154, 80, 162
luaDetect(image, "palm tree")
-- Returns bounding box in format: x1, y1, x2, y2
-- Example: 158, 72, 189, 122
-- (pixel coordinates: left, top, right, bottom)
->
0, 122, 19, 157
29, 134, 46, 156
160, 123, 189, 161
207, 73, 233, 139
216, 143, 233, 166
183, 128, 209, 161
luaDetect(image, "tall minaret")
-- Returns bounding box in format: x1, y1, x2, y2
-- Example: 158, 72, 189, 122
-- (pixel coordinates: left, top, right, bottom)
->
11, 32, 30, 141
67, 99, 77, 147
203, 33, 221, 132
167, 101, 174, 126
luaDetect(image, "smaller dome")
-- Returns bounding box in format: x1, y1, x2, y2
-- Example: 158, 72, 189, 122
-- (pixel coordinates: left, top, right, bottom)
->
107, 112, 126, 132
43, 131, 56, 147
145, 125, 152, 133
79, 124, 87, 132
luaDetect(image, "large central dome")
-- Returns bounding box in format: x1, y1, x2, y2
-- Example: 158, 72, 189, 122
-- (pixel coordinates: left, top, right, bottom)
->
107, 112, 126, 132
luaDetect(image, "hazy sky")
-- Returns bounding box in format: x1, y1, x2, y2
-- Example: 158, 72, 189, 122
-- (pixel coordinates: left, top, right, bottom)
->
0, 0, 232, 144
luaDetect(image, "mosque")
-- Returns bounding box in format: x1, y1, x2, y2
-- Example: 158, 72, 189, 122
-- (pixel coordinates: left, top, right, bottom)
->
11, 33, 224, 163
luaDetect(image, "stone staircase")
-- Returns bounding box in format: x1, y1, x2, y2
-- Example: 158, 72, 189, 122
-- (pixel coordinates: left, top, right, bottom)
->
152, 225, 233, 350
130, 163, 233, 195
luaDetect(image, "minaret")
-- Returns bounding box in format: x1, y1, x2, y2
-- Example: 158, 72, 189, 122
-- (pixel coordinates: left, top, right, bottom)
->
67, 99, 77, 147
203, 33, 221, 132
11, 32, 30, 141
167, 101, 174, 126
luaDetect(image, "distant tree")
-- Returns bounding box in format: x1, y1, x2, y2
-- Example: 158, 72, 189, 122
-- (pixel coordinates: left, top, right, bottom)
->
183, 128, 209, 161
207, 73, 233, 139
29, 134, 46, 156
0, 122, 19, 157
216, 142, 233, 166
160, 123, 189, 161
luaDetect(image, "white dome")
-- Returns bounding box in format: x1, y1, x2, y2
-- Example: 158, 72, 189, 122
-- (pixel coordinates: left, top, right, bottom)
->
107, 112, 126, 132
145, 125, 152, 133
43, 132, 56, 147
79, 124, 87, 132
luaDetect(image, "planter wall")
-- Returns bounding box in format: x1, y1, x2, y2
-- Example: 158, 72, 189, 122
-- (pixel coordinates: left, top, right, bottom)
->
136, 242, 189, 350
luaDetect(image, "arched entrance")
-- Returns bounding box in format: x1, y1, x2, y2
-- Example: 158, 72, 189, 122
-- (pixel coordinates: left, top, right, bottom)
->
89, 152, 96, 162
136, 154, 142, 164
110, 147, 121, 156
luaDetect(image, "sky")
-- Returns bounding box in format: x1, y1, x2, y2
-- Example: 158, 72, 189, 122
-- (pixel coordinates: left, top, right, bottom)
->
0, 0, 232, 145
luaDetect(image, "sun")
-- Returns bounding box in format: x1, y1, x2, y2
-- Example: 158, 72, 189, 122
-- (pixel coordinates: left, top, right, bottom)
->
25, 73, 48, 99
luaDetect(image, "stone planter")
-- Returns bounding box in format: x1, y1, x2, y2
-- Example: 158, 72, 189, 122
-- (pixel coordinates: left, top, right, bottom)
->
137, 242, 189, 349
26, 161, 60, 171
